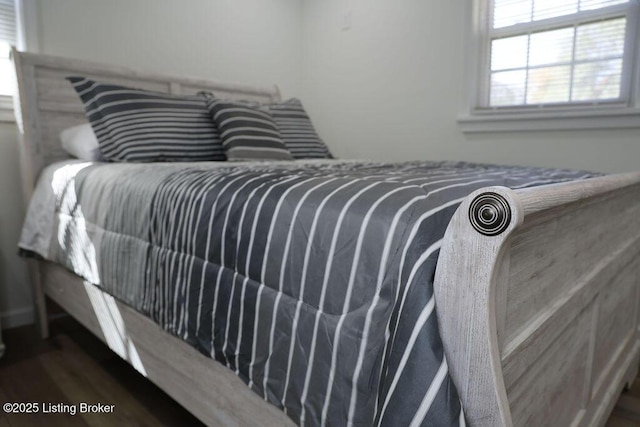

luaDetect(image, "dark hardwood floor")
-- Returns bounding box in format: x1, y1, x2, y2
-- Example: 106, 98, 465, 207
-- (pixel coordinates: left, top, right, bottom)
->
0, 316, 204, 427
608, 375, 640, 427
1, 314, 640, 426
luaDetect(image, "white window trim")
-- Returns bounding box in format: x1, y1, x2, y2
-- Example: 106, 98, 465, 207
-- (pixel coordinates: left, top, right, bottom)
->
458, 0, 640, 133
0, 0, 38, 123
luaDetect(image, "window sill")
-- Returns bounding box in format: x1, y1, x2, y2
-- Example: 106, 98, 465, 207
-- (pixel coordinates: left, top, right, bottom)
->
0, 96, 15, 123
458, 107, 640, 133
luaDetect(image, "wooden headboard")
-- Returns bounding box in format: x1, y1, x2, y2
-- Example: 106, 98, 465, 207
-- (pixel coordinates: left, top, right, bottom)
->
11, 48, 282, 200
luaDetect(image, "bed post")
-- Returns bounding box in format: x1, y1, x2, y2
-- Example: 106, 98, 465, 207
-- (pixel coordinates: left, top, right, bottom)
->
27, 259, 49, 339
12, 47, 42, 203
434, 187, 521, 427
12, 47, 50, 339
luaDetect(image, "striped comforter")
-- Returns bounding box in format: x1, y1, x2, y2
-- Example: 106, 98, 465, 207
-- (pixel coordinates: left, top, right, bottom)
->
19, 159, 595, 426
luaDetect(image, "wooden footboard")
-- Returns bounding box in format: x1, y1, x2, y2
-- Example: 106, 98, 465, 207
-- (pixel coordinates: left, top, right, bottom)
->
434, 172, 640, 426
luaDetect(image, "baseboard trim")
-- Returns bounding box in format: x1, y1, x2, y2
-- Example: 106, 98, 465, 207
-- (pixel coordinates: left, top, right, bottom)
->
1, 306, 34, 329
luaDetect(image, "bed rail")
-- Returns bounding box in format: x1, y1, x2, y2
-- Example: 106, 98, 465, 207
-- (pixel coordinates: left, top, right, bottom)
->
434, 172, 640, 426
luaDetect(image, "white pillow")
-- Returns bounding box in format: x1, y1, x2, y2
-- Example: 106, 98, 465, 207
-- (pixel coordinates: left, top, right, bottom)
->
59, 123, 103, 161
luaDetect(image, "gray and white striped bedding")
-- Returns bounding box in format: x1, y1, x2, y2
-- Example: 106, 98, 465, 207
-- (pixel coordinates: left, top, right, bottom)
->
207, 98, 294, 161
68, 77, 226, 162
269, 99, 333, 159
19, 159, 596, 426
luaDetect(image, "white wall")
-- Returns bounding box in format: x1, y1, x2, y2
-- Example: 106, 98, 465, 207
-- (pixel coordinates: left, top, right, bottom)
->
0, 0, 305, 328
300, 0, 640, 173
37, 0, 303, 97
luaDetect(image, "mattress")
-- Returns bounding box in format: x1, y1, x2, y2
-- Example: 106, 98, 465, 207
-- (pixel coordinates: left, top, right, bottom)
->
19, 158, 596, 426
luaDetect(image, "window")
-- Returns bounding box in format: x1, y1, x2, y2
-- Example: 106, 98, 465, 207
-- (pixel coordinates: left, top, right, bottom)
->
0, 0, 16, 97
460, 0, 640, 131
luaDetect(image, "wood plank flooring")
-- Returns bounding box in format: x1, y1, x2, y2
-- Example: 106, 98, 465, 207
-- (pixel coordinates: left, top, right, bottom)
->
1, 315, 640, 426
0, 316, 204, 427
608, 375, 640, 427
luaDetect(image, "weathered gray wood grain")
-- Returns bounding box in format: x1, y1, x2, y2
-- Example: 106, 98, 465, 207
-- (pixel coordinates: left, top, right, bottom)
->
435, 173, 640, 427
42, 261, 295, 427
11, 47, 281, 206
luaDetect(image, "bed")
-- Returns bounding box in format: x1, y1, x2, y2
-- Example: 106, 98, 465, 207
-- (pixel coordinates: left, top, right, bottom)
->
11, 48, 640, 426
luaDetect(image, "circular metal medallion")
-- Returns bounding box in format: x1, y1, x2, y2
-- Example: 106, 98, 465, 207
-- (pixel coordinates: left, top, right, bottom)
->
469, 192, 511, 236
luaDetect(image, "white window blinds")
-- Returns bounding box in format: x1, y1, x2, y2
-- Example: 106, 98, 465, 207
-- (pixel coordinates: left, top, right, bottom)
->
0, 0, 15, 96
0, 0, 15, 43
486, 0, 639, 108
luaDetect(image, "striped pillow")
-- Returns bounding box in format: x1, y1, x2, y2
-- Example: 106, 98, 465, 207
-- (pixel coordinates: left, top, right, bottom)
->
269, 98, 333, 159
67, 77, 225, 162
206, 98, 293, 161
